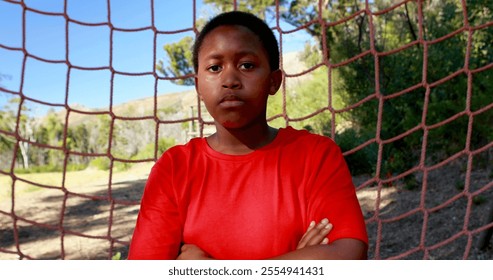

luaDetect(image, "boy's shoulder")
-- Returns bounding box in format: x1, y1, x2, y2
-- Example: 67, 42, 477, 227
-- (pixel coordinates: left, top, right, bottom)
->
154, 137, 205, 164
280, 126, 338, 148
167, 137, 205, 154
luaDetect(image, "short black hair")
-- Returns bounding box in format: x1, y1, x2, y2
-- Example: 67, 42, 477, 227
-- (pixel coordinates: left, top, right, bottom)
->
192, 11, 280, 73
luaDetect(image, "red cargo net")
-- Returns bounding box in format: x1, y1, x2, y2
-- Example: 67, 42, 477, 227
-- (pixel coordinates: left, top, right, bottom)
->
0, 0, 492, 260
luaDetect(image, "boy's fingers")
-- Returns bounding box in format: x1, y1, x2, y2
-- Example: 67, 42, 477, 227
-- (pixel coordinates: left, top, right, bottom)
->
303, 221, 316, 237
309, 220, 316, 228
180, 244, 191, 252
297, 219, 333, 249
298, 221, 315, 247
296, 221, 315, 249
305, 221, 332, 246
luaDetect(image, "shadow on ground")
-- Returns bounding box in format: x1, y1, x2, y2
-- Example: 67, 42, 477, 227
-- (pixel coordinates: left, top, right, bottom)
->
0, 178, 145, 260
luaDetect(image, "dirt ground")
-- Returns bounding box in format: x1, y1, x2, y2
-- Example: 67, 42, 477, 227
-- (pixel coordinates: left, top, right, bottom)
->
0, 157, 492, 260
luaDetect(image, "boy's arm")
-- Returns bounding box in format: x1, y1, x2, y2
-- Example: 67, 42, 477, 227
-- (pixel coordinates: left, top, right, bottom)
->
176, 244, 214, 260
176, 219, 332, 260
269, 218, 367, 260
177, 219, 366, 260
268, 238, 368, 260
128, 158, 183, 260
176, 239, 366, 260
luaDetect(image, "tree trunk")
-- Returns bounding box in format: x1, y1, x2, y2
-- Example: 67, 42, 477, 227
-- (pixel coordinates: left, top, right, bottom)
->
18, 141, 29, 169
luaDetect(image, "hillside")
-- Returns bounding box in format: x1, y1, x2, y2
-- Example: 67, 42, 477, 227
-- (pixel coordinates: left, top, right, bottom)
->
57, 89, 198, 126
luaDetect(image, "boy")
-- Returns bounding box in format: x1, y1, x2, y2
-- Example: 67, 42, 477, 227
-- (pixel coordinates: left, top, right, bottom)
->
128, 11, 368, 260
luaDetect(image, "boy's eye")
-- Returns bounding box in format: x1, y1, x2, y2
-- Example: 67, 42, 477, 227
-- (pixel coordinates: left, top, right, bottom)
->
239, 63, 255, 70
207, 65, 222, 72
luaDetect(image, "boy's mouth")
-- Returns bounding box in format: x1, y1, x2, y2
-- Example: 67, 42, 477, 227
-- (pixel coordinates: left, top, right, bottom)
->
219, 94, 244, 108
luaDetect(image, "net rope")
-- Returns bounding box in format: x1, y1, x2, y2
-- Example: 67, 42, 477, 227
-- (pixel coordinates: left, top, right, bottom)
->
0, 0, 492, 259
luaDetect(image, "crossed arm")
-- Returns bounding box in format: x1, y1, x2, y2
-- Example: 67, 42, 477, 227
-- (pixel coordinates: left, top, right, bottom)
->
177, 218, 367, 260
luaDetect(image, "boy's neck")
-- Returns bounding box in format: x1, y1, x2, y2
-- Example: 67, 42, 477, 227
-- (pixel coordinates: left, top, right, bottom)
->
207, 122, 278, 155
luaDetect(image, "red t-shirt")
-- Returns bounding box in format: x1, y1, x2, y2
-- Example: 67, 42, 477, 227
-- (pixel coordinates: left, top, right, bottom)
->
128, 126, 368, 260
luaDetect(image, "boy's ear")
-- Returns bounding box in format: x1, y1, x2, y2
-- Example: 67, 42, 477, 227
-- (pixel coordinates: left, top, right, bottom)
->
194, 76, 203, 100
269, 69, 283, 95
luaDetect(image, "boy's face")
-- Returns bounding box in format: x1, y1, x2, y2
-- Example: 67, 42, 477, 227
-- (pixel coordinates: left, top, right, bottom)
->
195, 25, 282, 129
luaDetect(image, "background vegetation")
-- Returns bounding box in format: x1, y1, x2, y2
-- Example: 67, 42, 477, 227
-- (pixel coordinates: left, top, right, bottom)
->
1, 0, 492, 180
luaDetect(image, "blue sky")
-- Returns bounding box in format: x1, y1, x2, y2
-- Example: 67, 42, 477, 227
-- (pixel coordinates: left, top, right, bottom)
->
0, 0, 312, 116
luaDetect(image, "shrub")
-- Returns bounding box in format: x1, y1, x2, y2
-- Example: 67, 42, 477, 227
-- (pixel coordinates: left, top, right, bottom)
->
335, 128, 377, 176
89, 157, 111, 171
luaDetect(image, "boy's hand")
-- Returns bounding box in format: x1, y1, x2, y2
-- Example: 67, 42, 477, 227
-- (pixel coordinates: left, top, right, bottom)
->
297, 218, 333, 249
177, 244, 214, 260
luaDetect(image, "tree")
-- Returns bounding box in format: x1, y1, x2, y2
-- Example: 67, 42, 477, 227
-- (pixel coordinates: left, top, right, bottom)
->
203, 0, 286, 20
156, 36, 195, 86
35, 110, 65, 169
280, 0, 492, 175
267, 61, 346, 136
0, 98, 37, 169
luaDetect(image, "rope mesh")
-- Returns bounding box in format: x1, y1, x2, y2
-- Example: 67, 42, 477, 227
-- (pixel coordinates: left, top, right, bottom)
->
0, 0, 492, 260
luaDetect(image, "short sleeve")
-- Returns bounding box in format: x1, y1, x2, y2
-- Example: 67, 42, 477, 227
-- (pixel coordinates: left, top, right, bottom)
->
305, 138, 368, 245
127, 153, 183, 259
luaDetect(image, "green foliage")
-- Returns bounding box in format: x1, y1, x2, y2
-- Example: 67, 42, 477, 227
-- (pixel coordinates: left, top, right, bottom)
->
159, 106, 179, 116
88, 137, 176, 172
267, 43, 348, 134
285, 67, 343, 135
17, 111, 116, 172
110, 118, 157, 161
14, 163, 88, 174
133, 138, 176, 160
67, 124, 90, 153
90, 158, 132, 173
112, 252, 122, 260
204, 0, 285, 20
66, 163, 88, 171
455, 180, 465, 191
335, 128, 378, 176
14, 165, 61, 174
181, 121, 190, 131
403, 175, 420, 191
1, 96, 181, 173
89, 157, 111, 171
156, 36, 195, 86
473, 195, 487, 206
0, 97, 38, 169
95, 114, 111, 152
289, 1, 491, 176
0, 106, 15, 153
113, 161, 132, 172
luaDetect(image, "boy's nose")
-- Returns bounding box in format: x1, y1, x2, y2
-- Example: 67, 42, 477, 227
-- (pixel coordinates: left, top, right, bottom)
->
221, 69, 242, 89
